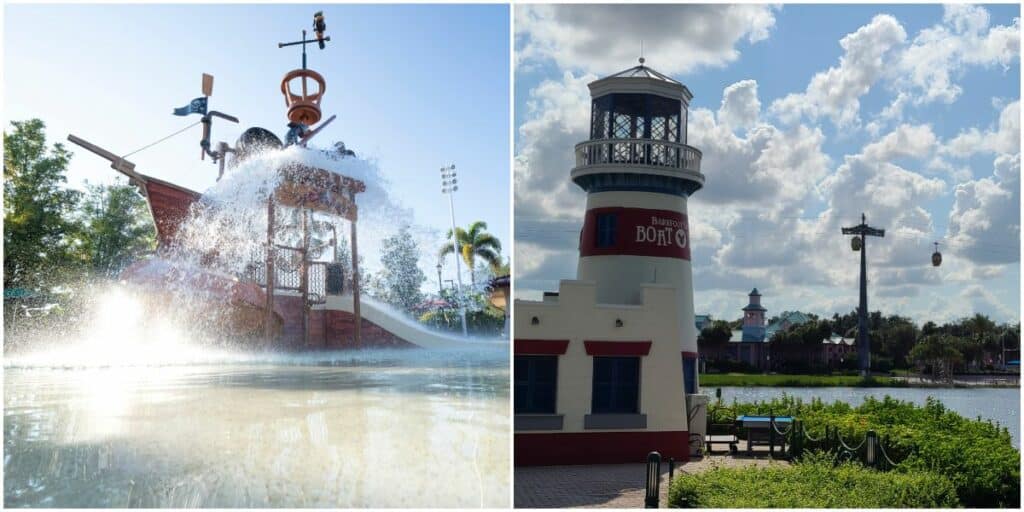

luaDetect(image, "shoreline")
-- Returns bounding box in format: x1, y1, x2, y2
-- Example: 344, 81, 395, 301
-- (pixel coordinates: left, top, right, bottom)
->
701, 372, 1021, 389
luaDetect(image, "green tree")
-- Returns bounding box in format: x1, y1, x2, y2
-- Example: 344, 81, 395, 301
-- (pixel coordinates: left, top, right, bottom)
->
77, 181, 155, 276
438, 220, 502, 285
910, 334, 963, 381
3, 119, 83, 289
377, 224, 426, 312
698, 320, 733, 350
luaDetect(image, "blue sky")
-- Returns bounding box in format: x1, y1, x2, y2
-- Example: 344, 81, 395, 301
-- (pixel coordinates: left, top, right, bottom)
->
514, 4, 1020, 325
5, 3, 510, 285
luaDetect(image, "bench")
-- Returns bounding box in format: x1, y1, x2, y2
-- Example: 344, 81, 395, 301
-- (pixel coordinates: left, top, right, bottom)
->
705, 422, 739, 454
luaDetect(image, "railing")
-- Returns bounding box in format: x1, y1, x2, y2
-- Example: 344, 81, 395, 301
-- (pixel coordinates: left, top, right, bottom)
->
574, 138, 702, 173
789, 422, 902, 471
241, 247, 328, 305
705, 406, 903, 471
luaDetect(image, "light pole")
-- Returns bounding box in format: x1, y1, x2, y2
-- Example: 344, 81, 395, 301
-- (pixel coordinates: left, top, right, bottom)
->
441, 164, 468, 337
436, 262, 444, 295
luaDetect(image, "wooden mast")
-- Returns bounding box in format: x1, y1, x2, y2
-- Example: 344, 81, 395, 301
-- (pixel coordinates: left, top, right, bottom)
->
350, 190, 361, 346
265, 197, 276, 346
301, 209, 310, 347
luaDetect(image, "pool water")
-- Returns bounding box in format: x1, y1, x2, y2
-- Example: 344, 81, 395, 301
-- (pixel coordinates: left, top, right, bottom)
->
4, 347, 510, 507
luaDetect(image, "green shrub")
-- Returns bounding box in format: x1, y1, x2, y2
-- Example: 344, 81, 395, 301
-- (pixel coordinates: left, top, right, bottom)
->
706, 395, 1020, 507
668, 452, 959, 508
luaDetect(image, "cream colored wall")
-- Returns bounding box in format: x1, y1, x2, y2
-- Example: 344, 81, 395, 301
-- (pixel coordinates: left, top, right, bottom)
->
515, 280, 689, 434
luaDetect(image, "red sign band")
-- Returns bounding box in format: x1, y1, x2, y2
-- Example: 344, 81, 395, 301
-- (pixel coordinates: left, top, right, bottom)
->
580, 207, 690, 260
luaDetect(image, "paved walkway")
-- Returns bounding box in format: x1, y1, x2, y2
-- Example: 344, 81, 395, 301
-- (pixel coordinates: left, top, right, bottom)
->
514, 453, 788, 508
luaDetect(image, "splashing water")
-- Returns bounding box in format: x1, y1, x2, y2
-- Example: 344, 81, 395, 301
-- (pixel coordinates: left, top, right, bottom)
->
3, 145, 510, 508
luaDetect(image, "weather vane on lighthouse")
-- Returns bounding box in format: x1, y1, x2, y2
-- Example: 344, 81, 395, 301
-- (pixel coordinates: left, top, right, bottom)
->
278, 11, 336, 146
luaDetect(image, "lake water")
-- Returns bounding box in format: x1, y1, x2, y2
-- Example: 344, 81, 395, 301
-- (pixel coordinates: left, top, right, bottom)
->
714, 386, 1021, 447
3, 347, 510, 508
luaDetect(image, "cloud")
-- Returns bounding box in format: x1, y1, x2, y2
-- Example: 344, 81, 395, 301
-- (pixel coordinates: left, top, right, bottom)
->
944, 101, 1020, 158
689, 102, 830, 208
514, 71, 594, 221
947, 153, 1021, 265
862, 123, 937, 162
878, 5, 1020, 126
717, 79, 761, 131
770, 14, 907, 127
516, 4, 778, 75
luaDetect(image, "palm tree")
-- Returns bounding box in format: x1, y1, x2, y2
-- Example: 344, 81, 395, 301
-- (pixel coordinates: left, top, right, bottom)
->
439, 221, 502, 286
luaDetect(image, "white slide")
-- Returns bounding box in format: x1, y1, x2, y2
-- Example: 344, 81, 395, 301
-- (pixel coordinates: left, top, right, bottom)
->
317, 295, 507, 349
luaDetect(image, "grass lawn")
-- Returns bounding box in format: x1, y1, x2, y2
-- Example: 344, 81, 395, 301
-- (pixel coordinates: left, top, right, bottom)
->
700, 373, 904, 387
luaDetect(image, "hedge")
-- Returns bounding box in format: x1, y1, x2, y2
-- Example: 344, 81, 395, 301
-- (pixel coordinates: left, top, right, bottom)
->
706, 395, 1019, 507
668, 452, 959, 508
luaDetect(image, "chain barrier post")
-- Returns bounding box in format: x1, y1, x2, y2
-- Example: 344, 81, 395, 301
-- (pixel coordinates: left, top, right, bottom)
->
645, 451, 661, 509
865, 430, 877, 468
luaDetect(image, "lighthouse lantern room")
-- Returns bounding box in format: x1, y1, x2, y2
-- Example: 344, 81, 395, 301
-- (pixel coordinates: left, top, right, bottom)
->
514, 59, 708, 466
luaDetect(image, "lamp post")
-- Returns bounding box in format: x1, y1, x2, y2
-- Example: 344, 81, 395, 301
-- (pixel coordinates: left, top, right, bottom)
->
436, 262, 444, 295
441, 164, 468, 337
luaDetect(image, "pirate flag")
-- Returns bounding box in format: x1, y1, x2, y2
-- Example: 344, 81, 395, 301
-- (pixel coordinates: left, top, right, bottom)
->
173, 97, 208, 116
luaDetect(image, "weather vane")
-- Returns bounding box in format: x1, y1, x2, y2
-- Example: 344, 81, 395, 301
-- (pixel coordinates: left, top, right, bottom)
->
278, 10, 331, 70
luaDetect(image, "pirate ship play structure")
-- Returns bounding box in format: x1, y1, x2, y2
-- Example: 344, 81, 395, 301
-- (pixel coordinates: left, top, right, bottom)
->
68, 13, 475, 350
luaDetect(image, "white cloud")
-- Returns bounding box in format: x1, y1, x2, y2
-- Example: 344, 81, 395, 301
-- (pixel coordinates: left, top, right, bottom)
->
516, 4, 778, 75
689, 106, 830, 208
887, 5, 1020, 110
770, 14, 907, 127
514, 71, 594, 221
718, 79, 761, 131
862, 123, 937, 162
947, 153, 1021, 265
944, 101, 1020, 157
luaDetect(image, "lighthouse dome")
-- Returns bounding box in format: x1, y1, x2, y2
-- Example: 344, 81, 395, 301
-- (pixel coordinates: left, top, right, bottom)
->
572, 60, 704, 198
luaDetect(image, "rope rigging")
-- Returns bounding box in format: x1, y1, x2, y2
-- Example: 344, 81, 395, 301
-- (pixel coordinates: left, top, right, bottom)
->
121, 120, 203, 159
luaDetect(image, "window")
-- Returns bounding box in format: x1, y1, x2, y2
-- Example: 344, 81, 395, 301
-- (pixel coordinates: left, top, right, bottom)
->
683, 357, 697, 395
595, 213, 617, 248
592, 356, 640, 414
515, 355, 557, 414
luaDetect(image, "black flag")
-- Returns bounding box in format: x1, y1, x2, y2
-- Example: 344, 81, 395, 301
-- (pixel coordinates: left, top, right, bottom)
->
173, 97, 208, 116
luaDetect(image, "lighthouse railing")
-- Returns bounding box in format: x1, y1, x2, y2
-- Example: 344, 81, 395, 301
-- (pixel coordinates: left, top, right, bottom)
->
574, 138, 701, 173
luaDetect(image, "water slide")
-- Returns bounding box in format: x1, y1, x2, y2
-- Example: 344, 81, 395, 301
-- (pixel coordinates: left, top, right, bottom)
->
319, 294, 507, 350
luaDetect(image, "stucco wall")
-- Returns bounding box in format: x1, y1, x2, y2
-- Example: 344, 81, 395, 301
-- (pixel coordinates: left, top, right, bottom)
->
514, 280, 688, 434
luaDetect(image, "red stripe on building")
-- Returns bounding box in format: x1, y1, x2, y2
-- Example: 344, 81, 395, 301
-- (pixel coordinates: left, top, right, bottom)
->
515, 431, 690, 466
584, 341, 652, 356
579, 207, 691, 260
515, 339, 570, 355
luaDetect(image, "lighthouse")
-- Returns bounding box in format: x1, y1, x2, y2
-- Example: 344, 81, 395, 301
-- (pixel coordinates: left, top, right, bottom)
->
514, 59, 707, 466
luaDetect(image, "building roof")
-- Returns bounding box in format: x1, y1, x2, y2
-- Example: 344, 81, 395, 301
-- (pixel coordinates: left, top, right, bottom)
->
765, 310, 813, 336
823, 334, 856, 345
749, 288, 761, 296
742, 303, 767, 312
3, 288, 41, 300
729, 329, 768, 343
603, 61, 682, 84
